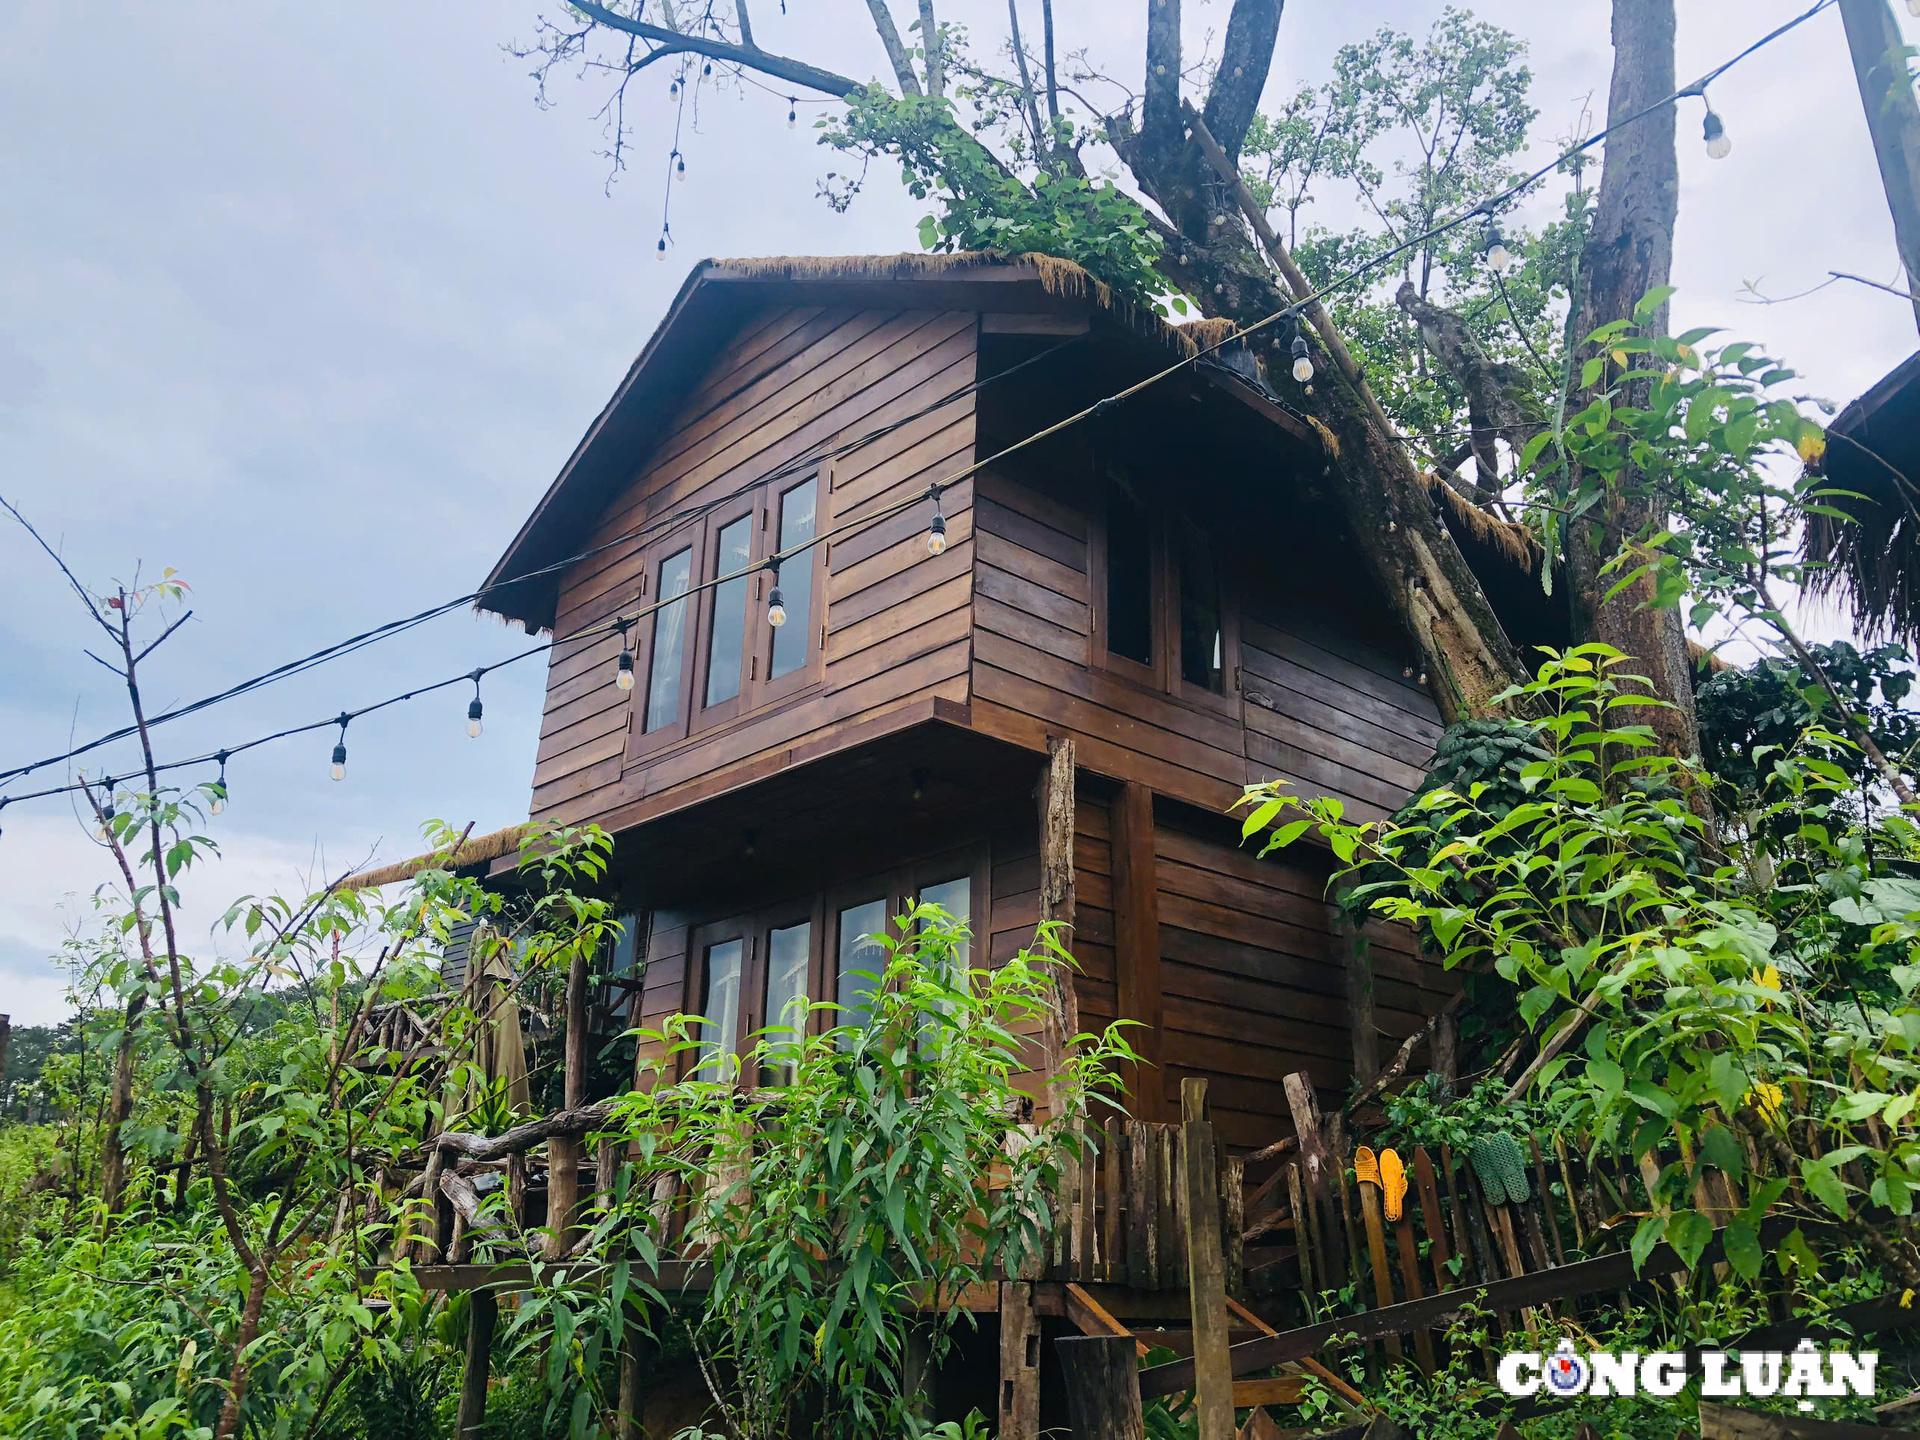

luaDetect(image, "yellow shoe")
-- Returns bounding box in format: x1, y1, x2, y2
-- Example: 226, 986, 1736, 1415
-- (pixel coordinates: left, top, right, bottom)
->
1378, 1147, 1408, 1222
1353, 1145, 1379, 1188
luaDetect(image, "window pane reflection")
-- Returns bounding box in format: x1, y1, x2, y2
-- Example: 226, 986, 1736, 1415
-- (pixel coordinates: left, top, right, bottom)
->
771, 478, 816, 681
645, 548, 693, 732
836, 899, 888, 1034
704, 516, 753, 708
698, 938, 743, 1078
1178, 518, 1224, 693
763, 920, 811, 1081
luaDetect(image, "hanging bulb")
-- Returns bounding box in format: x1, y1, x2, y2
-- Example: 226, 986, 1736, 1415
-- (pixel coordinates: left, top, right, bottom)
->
669, 78, 679, 98
615, 621, 636, 691
209, 750, 229, 816
466, 668, 485, 739
330, 715, 349, 782
787, 98, 798, 129
1703, 108, 1731, 160
1403, 666, 1414, 679
1417, 671, 1429, 687
927, 509, 948, 556
702, 61, 712, 77
1482, 214, 1515, 275
1289, 315, 1314, 384
657, 235, 668, 261
675, 151, 686, 181
95, 780, 115, 841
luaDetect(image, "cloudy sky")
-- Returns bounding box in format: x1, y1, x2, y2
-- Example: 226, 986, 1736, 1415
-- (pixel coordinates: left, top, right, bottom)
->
1, 1, 1913, 1026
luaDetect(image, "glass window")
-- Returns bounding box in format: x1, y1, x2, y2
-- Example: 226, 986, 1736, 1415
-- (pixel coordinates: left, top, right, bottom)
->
917, 877, 971, 977
645, 548, 693, 733
1177, 518, 1224, 693
1106, 481, 1153, 666
704, 516, 753, 708
836, 899, 889, 1033
697, 938, 744, 1078
770, 477, 817, 681
763, 920, 811, 1080
607, 912, 641, 978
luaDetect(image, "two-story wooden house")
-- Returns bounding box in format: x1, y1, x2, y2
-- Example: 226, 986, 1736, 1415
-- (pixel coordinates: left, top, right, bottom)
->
472, 252, 1556, 1150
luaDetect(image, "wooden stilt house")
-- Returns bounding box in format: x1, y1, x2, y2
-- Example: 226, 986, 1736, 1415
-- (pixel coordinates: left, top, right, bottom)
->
473, 252, 1559, 1145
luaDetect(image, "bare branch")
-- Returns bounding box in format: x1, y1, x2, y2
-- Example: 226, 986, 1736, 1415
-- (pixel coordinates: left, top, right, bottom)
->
1040, 0, 1059, 123
1005, 1, 1048, 156
918, 1, 944, 98
1201, 0, 1283, 163
569, 0, 863, 97
734, 0, 754, 48
862, 0, 923, 97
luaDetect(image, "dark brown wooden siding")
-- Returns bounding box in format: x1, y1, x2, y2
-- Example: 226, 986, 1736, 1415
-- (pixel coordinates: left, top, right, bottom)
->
1150, 808, 1455, 1153
531, 305, 979, 831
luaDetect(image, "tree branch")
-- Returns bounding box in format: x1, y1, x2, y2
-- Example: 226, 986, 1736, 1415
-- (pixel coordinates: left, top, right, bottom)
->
733, 0, 754, 49
918, 0, 944, 98
1005, 0, 1048, 158
1142, 0, 1183, 157
861, 0, 922, 97
1040, 0, 1059, 123
1201, 0, 1283, 164
569, 0, 864, 97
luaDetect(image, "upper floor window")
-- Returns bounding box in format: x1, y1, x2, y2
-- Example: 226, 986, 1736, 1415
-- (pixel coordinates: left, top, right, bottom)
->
1095, 474, 1235, 706
628, 472, 826, 758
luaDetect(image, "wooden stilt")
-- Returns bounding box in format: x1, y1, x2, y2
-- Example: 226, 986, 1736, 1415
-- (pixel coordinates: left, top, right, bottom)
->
998, 1280, 1042, 1440
455, 1286, 497, 1439
546, 941, 593, 1260
1055, 1335, 1146, 1440
1111, 780, 1163, 1122
1180, 1077, 1235, 1440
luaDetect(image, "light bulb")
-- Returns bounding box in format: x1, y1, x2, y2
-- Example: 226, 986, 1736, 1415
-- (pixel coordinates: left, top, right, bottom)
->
657, 237, 667, 261
615, 648, 636, 691
330, 743, 347, 782
1703, 109, 1731, 160
96, 801, 115, 842
787, 101, 797, 129
1291, 351, 1314, 384
467, 698, 484, 739
675, 154, 686, 181
1482, 214, 1516, 275
927, 512, 948, 555
767, 586, 787, 628
209, 788, 226, 817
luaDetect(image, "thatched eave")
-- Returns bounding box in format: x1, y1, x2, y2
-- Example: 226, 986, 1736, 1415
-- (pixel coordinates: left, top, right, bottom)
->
340, 824, 530, 893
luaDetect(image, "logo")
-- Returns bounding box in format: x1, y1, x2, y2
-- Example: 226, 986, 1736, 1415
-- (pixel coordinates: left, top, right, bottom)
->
1497, 1341, 1877, 1411
1543, 1343, 1588, 1396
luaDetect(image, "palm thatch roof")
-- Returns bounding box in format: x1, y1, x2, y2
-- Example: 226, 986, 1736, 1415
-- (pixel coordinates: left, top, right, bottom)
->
1804, 350, 1920, 649
339, 823, 529, 892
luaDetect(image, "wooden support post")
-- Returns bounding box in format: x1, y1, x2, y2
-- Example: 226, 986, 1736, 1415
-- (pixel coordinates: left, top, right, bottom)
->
1334, 906, 1377, 1090
1111, 781, 1164, 1122
545, 941, 593, 1260
1180, 1077, 1235, 1440
1037, 735, 1079, 1056
615, 1325, 652, 1440
1283, 1072, 1344, 1283
455, 1286, 497, 1439
1055, 1335, 1146, 1440
998, 1280, 1042, 1440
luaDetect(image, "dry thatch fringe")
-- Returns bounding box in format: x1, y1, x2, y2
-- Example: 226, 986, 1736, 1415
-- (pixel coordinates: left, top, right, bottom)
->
341, 823, 529, 892
711, 251, 1233, 363
1802, 446, 1920, 652
1420, 471, 1540, 573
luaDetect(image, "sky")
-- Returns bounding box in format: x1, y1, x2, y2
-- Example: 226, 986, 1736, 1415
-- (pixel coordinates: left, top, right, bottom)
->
1, 0, 1915, 1026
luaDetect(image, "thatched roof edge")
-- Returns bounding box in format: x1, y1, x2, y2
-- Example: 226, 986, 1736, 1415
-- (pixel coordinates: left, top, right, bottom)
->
340, 823, 530, 893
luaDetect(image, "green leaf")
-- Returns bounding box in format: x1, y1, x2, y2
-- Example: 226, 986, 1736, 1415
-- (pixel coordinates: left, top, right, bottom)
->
1665, 1209, 1713, 1271
1630, 1213, 1667, 1273
1801, 1158, 1850, 1219
1723, 1219, 1763, 1281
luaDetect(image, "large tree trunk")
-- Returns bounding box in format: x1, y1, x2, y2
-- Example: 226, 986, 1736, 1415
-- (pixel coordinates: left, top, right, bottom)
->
99, 992, 146, 1216
1842, 0, 1920, 333
1566, 0, 1700, 760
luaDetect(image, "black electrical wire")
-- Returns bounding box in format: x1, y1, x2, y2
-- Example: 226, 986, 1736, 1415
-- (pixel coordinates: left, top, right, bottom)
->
0, 0, 1836, 807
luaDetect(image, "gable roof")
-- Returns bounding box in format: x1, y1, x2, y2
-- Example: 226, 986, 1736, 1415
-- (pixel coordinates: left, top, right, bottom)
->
477, 252, 1277, 632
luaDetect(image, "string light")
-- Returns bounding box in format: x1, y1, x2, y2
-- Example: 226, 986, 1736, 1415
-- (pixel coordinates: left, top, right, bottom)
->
95, 778, 115, 841
1289, 314, 1314, 384
1482, 213, 1516, 275
787, 98, 797, 129
927, 494, 948, 555
669, 78, 680, 98
466, 668, 485, 739
1703, 105, 1732, 160
657, 229, 669, 260
614, 619, 636, 690
765, 560, 787, 628
209, 750, 229, 815
674, 149, 685, 181
330, 715, 349, 782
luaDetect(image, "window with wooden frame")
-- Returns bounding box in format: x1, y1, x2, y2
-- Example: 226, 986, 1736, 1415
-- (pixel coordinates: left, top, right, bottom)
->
625, 470, 828, 761
1091, 471, 1238, 711
677, 847, 985, 1080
